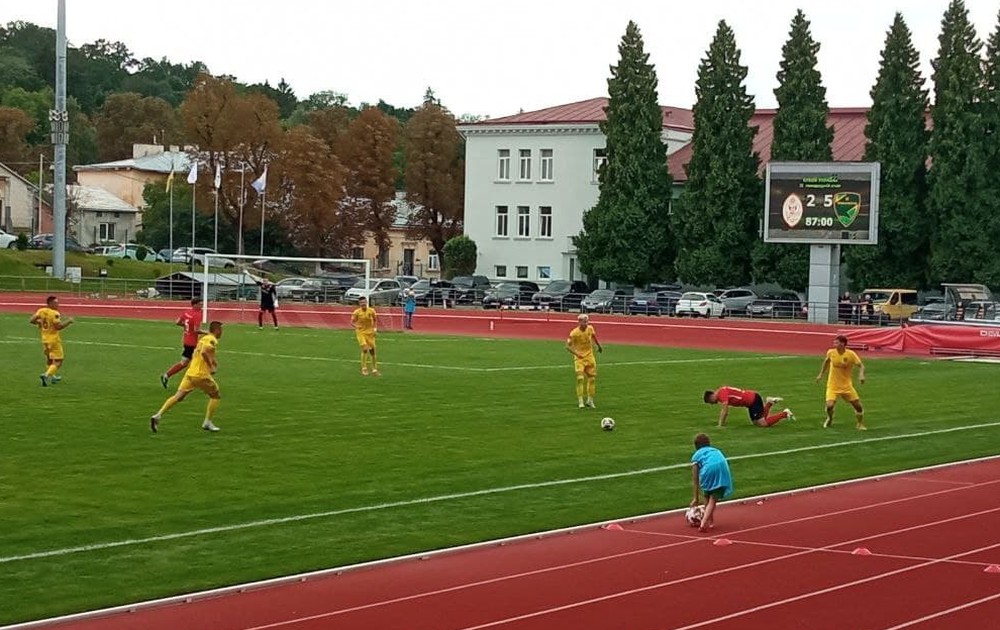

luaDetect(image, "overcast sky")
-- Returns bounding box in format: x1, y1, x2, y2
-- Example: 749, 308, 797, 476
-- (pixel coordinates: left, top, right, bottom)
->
7, 1, 1000, 118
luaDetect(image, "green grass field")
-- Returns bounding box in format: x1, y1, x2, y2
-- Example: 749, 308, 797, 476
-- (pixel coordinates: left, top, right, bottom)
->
2, 312, 999, 624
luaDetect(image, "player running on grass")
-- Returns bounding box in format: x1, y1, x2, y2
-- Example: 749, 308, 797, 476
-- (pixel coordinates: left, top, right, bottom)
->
151, 321, 224, 433
816, 334, 867, 430
703, 386, 794, 427
160, 297, 203, 388
30, 295, 74, 386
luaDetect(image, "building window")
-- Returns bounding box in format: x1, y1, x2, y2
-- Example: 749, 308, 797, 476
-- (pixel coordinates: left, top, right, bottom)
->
351, 247, 364, 260
497, 149, 510, 181
518, 149, 531, 180
495, 265, 507, 278
428, 252, 440, 270
98, 222, 116, 241
495, 205, 509, 237
516, 206, 530, 237
593, 148, 607, 182
539, 206, 552, 238
516, 265, 528, 279
377, 248, 389, 269
540, 149, 553, 181
537, 266, 551, 280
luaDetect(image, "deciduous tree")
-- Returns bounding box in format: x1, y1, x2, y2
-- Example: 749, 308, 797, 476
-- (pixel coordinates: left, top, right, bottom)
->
403, 101, 464, 268
94, 92, 180, 161
0, 106, 34, 170
673, 20, 761, 287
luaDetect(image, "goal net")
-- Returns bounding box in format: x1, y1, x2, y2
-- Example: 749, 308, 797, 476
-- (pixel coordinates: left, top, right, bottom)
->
198, 253, 401, 332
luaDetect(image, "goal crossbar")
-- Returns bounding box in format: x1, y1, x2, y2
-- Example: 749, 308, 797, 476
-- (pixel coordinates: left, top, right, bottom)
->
200, 253, 371, 323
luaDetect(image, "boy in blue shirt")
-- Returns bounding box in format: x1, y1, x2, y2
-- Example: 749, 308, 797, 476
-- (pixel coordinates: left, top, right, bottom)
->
690, 433, 733, 532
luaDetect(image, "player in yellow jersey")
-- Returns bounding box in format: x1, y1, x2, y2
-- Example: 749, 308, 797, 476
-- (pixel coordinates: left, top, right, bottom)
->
29, 295, 74, 386
816, 334, 867, 430
352, 296, 379, 375
566, 313, 603, 408
150, 321, 224, 433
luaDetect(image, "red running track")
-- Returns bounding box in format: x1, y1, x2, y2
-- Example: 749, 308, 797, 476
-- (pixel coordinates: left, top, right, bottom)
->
13, 457, 1000, 630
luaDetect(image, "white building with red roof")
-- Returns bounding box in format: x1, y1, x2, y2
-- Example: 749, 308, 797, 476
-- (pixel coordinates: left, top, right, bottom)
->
459, 97, 867, 285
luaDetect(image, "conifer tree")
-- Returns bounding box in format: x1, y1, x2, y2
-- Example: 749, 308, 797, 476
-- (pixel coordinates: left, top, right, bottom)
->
980, 11, 1000, 286
673, 20, 760, 287
575, 21, 673, 286
843, 13, 930, 290
927, 0, 987, 284
753, 10, 833, 291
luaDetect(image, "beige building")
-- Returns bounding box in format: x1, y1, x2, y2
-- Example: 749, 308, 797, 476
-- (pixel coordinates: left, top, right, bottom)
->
73, 144, 192, 226
349, 193, 441, 279
67, 185, 141, 246
0, 161, 52, 235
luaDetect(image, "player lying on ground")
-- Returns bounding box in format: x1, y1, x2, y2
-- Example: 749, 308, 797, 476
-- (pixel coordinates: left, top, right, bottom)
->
703, 386, 794, 427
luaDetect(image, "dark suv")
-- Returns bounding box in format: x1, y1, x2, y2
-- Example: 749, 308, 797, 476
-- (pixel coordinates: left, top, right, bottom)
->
531, 280, 590, 312
450, 275, 492, 304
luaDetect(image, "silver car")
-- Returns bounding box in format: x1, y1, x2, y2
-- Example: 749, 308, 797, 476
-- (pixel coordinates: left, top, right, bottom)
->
719, 288, 758, 314
343, 278, 402, 306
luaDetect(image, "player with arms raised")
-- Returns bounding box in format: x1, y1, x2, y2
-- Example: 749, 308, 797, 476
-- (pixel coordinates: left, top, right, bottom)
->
150, 321, 225, 433
351, 296, 379, 376
30, 295, 74, 386
566, 313, 603, 409
160, 297, 203, 388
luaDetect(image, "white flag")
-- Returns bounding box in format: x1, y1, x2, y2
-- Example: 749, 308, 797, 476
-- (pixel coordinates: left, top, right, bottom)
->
213, 163, 221, 189
186, 161, 198, 184
251, 166, 267, 194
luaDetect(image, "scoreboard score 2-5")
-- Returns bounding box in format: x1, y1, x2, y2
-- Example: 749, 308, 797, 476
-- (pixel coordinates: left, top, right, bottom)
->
763, 162, 880, 245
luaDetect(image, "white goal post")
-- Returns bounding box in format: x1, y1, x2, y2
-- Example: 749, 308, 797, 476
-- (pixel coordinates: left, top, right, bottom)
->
200, 253, 371, 324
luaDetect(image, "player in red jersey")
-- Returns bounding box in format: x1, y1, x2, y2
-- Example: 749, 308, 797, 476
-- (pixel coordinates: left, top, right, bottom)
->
703, 385, 794, 427
160, 297, 204, 388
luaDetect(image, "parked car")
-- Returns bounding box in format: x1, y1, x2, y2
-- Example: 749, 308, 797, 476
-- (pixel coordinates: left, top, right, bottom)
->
395, 275, 420, 288
121, 243, 159, 260
405, 279, 454, 306
156, 248, 173, 262
343, 278, 402, 306
172, 247, 237, 269
98, 243, 158, 260
531, 280, 590, 312
675, 292, 726, 318
450, 275, 493, 304
0, 228, 17, 248
718, 288, 758, 314
912, 301, 952, 321
93, 244, 125, 257
274, 277, 309, 298
747, 291, 803, 318
481, 281, 540, 309
290, 276, 358, 303
864, 288, 919, 321
580, 289, 629, 314
29, 233, 91, 252
627, 290, 682, 316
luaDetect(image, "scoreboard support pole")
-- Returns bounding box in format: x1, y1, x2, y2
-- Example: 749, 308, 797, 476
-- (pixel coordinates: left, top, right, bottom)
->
808, 243, 840, 324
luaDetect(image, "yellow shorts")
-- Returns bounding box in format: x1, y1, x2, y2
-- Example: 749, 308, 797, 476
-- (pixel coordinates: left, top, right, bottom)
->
826, 387, 859, 402
356, 332, 376, 349
574, 356, 597, 376
43, 341, 64, 361
179, 375, 220, 397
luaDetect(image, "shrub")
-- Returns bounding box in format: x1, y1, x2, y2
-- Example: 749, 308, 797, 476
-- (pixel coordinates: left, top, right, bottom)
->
15, 233, 28, 251
134, 246, 147, 261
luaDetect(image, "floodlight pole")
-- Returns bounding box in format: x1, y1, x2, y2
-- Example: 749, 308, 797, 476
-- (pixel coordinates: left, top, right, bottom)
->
50, 0, 69, 279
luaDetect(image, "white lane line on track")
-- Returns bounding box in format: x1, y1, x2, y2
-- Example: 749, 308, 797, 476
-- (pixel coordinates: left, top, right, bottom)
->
7, 459, 1000, 630
879, 592, 1000, 630
3, 423, 999, 567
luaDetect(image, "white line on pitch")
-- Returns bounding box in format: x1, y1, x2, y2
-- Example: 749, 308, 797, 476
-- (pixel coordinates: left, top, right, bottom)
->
2, 421, 999, 567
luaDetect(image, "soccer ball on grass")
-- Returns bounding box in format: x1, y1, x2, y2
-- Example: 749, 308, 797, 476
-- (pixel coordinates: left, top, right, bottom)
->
600, 417, 615, 431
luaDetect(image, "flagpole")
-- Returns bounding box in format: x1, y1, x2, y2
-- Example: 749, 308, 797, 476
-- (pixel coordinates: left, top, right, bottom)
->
168, 162, 174, 298
213, 162, 220, 252
190, 182, 196, 251
238, 166, 245, 257
259, 188, 265, 256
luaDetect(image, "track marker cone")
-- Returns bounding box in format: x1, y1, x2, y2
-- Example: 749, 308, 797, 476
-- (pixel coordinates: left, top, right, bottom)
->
604, 523, 623, 531
713, 538, 733, 546
985, 564, 1000, 574
852, 547, 872, 556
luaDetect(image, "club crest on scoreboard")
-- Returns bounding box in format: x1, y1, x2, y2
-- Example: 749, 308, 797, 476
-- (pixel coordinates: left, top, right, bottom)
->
782, 193, 804, 228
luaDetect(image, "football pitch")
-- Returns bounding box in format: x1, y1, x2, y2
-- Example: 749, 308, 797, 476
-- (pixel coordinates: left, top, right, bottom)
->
2, 312, 999, 624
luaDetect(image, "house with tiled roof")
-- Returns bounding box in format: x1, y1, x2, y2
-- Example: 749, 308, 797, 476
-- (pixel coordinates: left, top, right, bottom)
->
0, 161, 52, 236
458, 98, 867, 285
67, 184, 141, 246
73, 144, 192, 227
